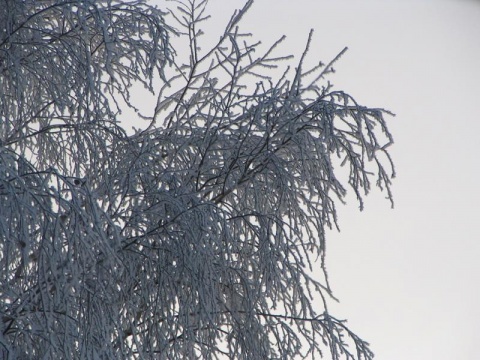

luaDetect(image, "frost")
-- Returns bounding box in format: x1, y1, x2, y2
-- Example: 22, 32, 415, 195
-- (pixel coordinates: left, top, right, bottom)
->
0, 0, 394, 359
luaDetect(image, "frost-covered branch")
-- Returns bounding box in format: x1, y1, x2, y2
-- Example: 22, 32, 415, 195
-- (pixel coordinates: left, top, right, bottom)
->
0, 0, 394, 359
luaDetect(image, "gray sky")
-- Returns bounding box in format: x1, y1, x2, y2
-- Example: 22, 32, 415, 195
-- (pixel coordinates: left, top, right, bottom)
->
228, 1, 480, 358
157, 1, 480, 358
237, 1, 480, 359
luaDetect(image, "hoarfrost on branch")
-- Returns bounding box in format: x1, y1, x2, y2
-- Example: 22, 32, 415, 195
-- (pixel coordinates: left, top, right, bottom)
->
0, 0, 394, 359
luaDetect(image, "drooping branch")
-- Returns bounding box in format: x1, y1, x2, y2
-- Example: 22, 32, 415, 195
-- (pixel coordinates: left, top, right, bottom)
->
0, 1, 394, 359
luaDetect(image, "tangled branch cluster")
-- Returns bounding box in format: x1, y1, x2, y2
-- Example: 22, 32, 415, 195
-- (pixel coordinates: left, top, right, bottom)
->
0, 1, 394, 359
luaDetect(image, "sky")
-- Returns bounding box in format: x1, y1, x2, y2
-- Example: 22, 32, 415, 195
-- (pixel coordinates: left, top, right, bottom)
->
156, 1, 480, 358
236, 1, 480, 359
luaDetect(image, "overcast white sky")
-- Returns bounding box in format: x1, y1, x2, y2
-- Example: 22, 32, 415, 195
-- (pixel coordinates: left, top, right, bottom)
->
156, 1, 480, 358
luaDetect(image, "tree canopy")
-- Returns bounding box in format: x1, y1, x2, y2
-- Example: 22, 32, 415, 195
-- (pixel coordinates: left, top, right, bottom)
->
0, 0, 395, 358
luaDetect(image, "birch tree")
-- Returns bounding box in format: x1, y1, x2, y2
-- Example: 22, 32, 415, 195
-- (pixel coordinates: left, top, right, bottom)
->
0, 0, 395, 359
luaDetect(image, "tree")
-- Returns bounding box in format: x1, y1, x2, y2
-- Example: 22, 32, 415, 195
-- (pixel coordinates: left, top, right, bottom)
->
0, 0, 395, 359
